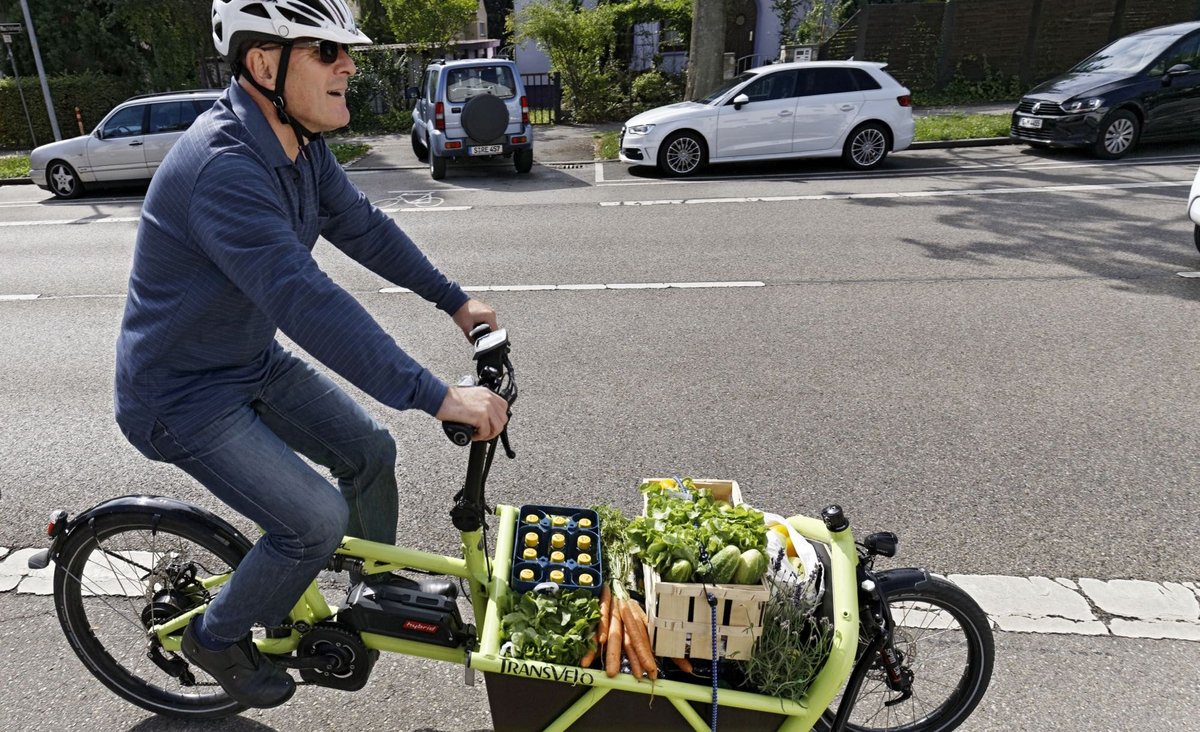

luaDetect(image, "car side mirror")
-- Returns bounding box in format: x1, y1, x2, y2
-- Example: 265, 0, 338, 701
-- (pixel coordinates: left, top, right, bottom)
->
405, 85, 420, 100
1164, 63, 1193, 85
732, 93, 750, 110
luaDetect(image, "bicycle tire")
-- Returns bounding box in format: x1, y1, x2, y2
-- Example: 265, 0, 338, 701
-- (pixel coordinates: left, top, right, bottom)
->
53, 512, 250, 719
821, 575, 994, 732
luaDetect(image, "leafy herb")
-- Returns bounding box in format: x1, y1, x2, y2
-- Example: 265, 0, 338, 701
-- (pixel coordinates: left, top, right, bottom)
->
744, 556, 831, 701
593, 503, 634, 590
500, 588, 601, 665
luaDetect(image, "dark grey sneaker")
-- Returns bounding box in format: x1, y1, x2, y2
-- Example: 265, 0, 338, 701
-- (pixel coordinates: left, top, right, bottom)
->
181, 617, 296, 708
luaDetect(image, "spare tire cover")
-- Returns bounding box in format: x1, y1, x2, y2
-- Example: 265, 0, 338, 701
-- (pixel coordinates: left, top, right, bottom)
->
460, 94, 508, 143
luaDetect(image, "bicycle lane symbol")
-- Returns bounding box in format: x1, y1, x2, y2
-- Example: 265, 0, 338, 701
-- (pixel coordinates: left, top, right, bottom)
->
377, 190, 447, 212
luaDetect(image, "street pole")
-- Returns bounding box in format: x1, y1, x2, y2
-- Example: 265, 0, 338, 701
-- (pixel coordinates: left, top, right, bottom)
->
3, 37, 37, 147
18, 0, 61, 141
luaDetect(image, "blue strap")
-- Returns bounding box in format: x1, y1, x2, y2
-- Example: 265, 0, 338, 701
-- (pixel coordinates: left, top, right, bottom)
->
708, 590, 718, 731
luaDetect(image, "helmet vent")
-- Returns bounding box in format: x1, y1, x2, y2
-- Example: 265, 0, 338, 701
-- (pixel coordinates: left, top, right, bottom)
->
242, 3, 270, 18
279, 7, 321, 28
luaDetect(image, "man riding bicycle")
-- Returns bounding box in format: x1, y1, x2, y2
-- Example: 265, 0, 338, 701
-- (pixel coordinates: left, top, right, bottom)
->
113, 0, 508, 708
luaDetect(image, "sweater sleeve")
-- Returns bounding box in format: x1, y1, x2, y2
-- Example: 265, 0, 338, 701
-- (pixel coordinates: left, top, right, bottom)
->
187, 152, 449, 416
312, 140, 470, 315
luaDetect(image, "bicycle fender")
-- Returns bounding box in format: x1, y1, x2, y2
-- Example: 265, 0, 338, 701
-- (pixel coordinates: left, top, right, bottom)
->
57, 495, 254, 560
874, 567, 932, 595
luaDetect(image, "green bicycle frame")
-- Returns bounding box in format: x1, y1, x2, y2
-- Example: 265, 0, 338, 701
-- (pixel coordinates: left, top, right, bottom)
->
150, 503, 859, 731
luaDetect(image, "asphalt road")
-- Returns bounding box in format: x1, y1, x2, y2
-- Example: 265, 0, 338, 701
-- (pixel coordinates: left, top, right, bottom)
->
2, 141, 1199, 730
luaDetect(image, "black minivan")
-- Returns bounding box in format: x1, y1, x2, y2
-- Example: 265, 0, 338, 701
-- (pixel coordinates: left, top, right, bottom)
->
1011, 21, 1200, 158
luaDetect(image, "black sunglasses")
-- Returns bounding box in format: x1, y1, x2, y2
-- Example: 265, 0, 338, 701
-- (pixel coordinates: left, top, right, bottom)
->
261, 40, 349, 64
293, 39, 350, 64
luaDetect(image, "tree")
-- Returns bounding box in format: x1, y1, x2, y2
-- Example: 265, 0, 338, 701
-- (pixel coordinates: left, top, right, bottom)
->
112, 0, 214, 89
379, 0, 478, 52
685, 0, 724, 99
510, 0, 619, 122
0, 0, 143, 79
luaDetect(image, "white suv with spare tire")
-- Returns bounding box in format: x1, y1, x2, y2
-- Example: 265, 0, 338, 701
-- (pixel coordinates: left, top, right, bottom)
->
410, 58, 534, 180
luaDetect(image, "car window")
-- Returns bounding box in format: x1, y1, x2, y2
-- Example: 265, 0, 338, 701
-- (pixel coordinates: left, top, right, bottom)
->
849, 68, 882, 91
697, 71, 755, 104
1072, 33, 1177, 74
101, 105, 145, 139
148, 101, 202, 134
1148, 33, 1200, 76
445, 66, 516, 102
796, 68, 858, 96
738, 70, 797, 102
424, 69, 438, 102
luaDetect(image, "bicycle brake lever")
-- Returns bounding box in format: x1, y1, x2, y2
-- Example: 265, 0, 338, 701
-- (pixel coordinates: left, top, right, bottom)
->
499, 426, 515, 459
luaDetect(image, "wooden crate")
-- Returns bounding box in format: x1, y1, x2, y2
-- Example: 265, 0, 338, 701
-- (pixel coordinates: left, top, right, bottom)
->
640, 478, 768, 661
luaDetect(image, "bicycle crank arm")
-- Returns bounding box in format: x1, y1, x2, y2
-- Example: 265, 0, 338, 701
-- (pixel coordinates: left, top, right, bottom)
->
271, 653, 342, 672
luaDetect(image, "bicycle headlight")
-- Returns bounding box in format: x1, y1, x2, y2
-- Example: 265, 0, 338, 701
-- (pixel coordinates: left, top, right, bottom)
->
1061, 97, 1103, 114
625, 124, 655, 136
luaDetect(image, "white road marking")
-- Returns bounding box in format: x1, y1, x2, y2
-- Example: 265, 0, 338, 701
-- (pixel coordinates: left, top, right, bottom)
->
1176, 271, 1200, 278
0, 294, 38, 300
379, 281, 765, 294
1, 545, 1194, 640
0, 216, 140, 227
380, 206, 472, 213
594, 161, 606, 184
599, 180, 1189, 207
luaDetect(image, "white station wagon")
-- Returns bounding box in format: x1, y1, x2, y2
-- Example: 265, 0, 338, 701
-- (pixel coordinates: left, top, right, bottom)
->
619, 60, 915, 176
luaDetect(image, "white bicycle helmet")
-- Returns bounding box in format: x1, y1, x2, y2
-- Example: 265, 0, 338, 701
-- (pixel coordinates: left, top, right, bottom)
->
212, 0, 371, 147
212, 0, 371, 61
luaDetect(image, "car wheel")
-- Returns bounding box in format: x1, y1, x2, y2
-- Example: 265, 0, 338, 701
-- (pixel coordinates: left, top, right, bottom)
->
514, 147, 533, 174
47, 160, 84, 200
411, 127, 428, 162
843, 123, 890, 170
429, 148, 447, 180
657, 131, 706, 176
1093, 109, 1139, 159
1194, 224, 1200, 255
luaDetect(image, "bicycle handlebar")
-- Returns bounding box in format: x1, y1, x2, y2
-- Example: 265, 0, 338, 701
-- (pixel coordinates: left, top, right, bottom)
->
446, 324, 516, 533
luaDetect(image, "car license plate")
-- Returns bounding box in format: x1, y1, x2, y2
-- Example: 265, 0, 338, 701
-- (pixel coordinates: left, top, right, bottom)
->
1018, 117, 1042, 130
470, 144, 503, 155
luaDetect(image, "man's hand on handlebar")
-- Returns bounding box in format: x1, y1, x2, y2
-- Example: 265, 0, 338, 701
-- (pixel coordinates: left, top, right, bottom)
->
451, 299, 498, 343
436, 386, 508, 442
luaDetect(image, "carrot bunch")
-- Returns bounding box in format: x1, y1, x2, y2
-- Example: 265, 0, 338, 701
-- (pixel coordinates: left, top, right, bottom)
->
593, 582, 658, 680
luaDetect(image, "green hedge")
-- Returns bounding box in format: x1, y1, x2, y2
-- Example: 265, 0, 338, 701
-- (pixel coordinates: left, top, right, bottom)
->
0, 73, 140, 151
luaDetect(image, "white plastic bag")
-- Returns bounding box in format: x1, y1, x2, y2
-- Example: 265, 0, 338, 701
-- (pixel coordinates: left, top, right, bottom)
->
762, 511, 824, 607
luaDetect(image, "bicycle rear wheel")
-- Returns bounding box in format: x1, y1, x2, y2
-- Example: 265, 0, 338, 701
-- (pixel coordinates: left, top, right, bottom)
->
53, 512, 250, 719
826, 575, 994, 732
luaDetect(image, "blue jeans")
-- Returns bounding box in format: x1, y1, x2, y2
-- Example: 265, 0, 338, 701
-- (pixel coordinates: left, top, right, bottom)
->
131, 355, 399, 644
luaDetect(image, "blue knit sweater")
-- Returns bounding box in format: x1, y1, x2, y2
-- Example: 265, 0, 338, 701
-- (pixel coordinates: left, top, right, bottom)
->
115, 81, 468, 442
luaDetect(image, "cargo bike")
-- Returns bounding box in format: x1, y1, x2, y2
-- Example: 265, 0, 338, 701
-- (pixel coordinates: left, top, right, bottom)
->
30, 326, 994, 731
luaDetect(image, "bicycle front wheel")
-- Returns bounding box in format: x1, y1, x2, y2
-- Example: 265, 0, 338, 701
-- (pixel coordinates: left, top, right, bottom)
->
53, 512, 249, 719
833, 575, 994, 732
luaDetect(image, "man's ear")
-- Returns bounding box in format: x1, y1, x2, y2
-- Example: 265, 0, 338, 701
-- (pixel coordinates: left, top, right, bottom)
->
243, 48, 277, 91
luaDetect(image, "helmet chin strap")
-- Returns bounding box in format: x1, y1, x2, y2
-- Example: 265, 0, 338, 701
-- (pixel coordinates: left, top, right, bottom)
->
241, 44, 320, 157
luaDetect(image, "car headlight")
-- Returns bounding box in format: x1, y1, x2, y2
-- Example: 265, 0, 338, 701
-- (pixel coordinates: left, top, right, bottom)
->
625, 124, 655, 136
1061, 97, 1103, 113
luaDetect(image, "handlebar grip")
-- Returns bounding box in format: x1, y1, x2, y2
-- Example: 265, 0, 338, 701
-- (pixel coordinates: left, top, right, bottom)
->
443, 421, 474, 446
